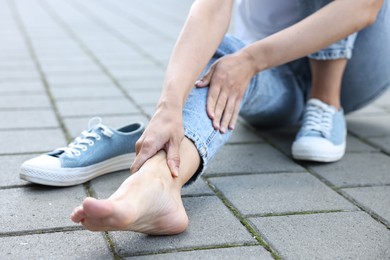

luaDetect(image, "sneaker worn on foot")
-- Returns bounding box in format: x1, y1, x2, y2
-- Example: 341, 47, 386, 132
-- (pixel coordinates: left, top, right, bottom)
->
292, 98, 346, 162
20, 117, 144, 186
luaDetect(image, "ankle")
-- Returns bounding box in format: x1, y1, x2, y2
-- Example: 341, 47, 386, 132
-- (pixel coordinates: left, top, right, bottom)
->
309, 96, 341, 110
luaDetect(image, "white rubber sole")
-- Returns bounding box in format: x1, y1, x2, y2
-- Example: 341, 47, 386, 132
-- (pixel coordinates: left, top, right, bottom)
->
20, 153, 135, 186
292, 137, 346, 162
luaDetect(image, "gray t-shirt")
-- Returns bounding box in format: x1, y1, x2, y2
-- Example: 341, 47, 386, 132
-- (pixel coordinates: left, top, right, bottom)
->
234, 0, 300, 44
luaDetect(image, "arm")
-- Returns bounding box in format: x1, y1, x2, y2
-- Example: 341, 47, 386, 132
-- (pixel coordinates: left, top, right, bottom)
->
245, 0, 384, 72
197, 0, 383, 131
131, 0, 233, 176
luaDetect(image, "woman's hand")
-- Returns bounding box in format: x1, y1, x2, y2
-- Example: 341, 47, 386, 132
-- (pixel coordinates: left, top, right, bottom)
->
195, 50, 257, 133
130, 104, 184, 177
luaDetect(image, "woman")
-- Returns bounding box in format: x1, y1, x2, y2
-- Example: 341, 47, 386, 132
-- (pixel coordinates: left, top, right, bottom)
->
71, 0, 388, 234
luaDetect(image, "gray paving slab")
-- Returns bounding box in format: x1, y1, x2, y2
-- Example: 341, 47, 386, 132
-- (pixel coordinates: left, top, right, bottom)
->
0, 154, 36, 187
0, 129, 66, 154
127, 90, 161, 106
0, 81, 45, 94
62, 115, 149, 138
204, 144, 305, 176
209, 173, 356, 216
372, 89, 390, 110
0, 186, 86, 233
0, 231, 113, 260
250, 212, 390, 260
110, 67, 165, 80
56, 98, 139, 117
110, 196, 256, 256
367, 136, 390, 154
50, 85, 124, 99
228, 122, 263, 144
125, 246, 273, 260
347, 115, 390, 137
0, 70, 40, 80
0, 110, 58, 129
45, 73, 113, 86
0, 94, 51, 109
342, 186, 390, 226
308, 153, 390, 187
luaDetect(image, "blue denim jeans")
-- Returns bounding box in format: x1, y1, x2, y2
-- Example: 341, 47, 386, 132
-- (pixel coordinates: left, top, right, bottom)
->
183, 0, 390, 183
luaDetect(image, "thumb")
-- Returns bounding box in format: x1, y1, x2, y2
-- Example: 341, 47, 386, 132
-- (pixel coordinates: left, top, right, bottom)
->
195, 67, 214, 88
166, 139, 181, 177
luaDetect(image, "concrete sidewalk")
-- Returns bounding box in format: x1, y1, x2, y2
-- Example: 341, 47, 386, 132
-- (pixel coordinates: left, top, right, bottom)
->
0, 0, 389, 259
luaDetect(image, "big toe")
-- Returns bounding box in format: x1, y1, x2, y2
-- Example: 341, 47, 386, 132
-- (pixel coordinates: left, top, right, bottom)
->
82, 197, 114, 219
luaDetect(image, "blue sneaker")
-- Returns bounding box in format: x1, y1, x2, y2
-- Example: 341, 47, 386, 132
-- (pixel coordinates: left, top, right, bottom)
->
20, 117, 144, 186
292, 99, 346, 162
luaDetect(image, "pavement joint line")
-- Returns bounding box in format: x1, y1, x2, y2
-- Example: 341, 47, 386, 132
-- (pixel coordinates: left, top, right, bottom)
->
338, 190, 390, 228
0, 226, 85, 238
0, 107, 53, 112
40, 0, 152, 121
66, 0, 166, 69
118, 243, 260, 258
0, 127, 60, 132
205, 171, 306, 179
335, 183, 390, 190
0, 185, 30, 190
259, 130, 390, 229
102, 232, 121, 260
7, 0, 73, 143
347, 130, 390, 155
0, 151, 51, 156
204, 177, 282, 260
245, 209, 358, 219
181, 193, 215, 198
59, 112, 146, 119
305, 167, 390, 229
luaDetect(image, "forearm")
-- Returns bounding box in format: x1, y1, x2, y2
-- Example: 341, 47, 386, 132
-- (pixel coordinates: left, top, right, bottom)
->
244, 0, 383, 72
158, 0, 233, 109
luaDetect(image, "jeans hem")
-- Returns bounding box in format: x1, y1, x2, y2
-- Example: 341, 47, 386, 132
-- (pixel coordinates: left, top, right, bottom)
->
183, 127, 208, 185
308, 48, 353, 60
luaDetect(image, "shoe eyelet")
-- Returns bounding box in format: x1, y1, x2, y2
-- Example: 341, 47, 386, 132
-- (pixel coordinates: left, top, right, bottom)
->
95, 135, 101, 141
75, 151, 81, 156
89, 140, 94, 146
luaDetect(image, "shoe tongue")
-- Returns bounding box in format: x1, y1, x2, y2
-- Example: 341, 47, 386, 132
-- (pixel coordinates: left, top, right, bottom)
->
303, 130, 323, 138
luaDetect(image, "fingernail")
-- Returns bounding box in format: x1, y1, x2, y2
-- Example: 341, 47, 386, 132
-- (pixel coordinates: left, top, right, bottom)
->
195, 80, 202, 85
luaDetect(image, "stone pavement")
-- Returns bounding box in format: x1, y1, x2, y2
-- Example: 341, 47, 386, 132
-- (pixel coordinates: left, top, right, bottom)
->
0, 0, 389, 259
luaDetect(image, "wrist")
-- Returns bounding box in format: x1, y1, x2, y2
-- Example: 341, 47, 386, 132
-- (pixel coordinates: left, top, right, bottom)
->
156, 99, 183, 114
240, 44, 269, 73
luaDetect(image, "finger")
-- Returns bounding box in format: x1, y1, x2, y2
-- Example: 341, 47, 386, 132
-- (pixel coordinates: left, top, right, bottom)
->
130, 140, 157, 173
219, 97, 236, 133
166, 138, 181, 177
206, 80, 221, 121
135, 136, 144, 155
212, 90, 228, 130
229, 99, 241, 130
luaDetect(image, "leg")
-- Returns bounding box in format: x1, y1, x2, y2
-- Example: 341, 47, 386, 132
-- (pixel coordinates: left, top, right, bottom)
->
71, 137, 200, 235
292, 58, 348, 162
309, 58, 347, 109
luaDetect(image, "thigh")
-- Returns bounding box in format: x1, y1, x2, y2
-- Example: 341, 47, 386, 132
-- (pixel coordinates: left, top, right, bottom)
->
341, 1, 390, 113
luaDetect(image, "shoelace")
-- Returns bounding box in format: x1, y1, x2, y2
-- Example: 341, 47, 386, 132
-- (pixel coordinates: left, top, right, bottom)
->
55, 117, 113, 157
302, 103, 334, 138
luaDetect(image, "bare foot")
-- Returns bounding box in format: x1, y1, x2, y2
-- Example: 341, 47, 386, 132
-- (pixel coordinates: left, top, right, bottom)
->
71, 152, 188, 235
